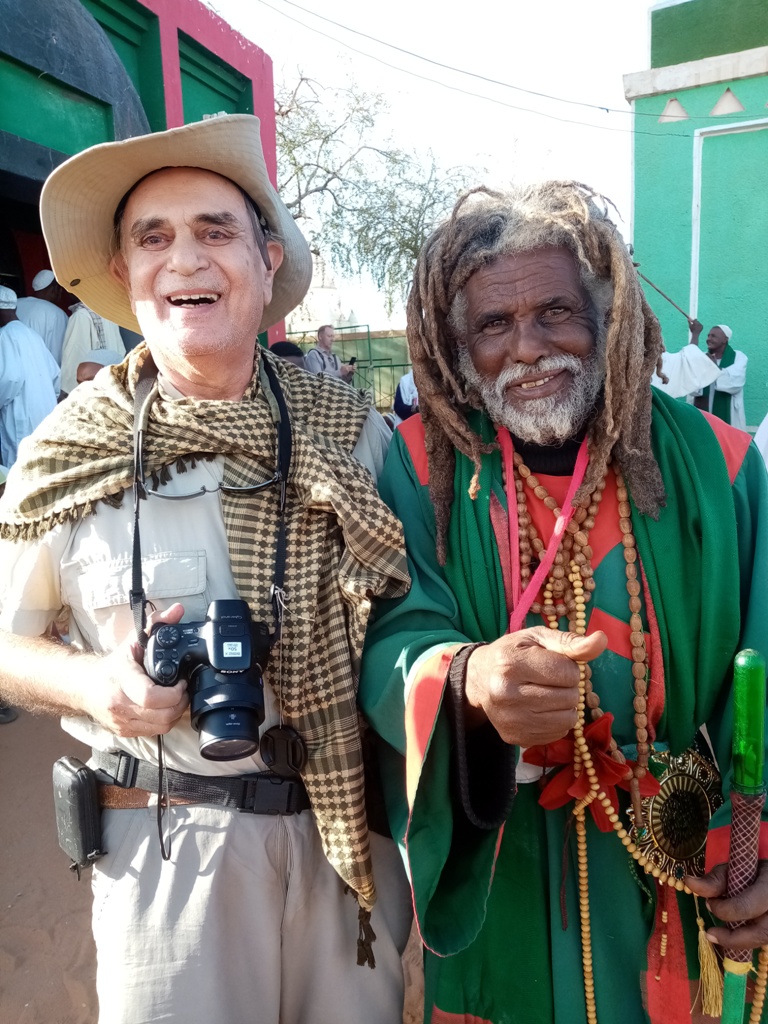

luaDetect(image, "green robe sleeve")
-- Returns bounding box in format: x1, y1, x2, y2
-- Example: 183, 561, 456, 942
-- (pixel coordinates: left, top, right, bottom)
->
359, 429, 505, 954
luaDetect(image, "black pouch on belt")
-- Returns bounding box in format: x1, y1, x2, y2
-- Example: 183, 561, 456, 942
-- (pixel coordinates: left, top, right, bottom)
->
52, 755, 106, 878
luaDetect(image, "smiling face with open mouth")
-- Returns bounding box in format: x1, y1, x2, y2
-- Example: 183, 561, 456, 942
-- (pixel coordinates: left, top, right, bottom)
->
457, 247, 605, 444
111, 166, 283, 396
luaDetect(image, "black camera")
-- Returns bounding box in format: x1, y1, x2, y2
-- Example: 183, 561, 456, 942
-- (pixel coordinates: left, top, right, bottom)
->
144, 599, 269, 762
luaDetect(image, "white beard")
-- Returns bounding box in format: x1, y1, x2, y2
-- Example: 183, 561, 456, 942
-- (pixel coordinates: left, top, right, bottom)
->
458, 347, 604, 445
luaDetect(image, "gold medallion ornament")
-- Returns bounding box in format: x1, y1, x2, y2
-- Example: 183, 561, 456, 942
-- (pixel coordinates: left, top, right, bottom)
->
626, 748, 723, 881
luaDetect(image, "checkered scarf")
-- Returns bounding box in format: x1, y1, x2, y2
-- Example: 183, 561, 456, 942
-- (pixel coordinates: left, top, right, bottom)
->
0, 344, 409, 926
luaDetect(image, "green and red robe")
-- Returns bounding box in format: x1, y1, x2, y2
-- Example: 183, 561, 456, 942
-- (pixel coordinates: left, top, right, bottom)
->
359, 391, 768, 1024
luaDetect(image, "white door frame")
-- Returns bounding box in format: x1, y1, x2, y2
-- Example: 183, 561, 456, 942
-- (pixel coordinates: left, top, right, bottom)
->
690, 117, 768, 318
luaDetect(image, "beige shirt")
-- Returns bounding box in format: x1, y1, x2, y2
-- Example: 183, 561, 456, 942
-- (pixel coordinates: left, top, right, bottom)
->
0, 403, 391, 776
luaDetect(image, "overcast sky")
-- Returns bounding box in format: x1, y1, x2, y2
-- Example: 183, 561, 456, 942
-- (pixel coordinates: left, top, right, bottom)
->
205, 0, 662, 324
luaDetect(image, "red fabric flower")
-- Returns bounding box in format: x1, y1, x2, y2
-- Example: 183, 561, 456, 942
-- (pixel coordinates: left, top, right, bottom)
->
523, 713, 660, 832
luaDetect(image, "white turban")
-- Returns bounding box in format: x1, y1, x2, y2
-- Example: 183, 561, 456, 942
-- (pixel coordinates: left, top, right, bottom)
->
716, 324, 733, 341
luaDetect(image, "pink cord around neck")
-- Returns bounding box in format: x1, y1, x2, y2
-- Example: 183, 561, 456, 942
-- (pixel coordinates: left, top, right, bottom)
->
496, 429, 589, 634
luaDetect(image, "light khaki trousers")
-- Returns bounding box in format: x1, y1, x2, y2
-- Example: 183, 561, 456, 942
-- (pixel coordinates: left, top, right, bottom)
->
92, 804, 412, 1024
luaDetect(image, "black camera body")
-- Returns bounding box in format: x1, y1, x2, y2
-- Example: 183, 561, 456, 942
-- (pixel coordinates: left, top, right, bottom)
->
144, 599, 269, 762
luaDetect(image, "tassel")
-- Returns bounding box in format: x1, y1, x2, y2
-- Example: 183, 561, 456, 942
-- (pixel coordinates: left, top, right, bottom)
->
175, 456, 188, 474
695, 896, 723, 1017
356, 906, 377, 969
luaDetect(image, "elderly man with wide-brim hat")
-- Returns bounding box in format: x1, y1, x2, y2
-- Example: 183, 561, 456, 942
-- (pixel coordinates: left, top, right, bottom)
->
0, 115, 412, 1023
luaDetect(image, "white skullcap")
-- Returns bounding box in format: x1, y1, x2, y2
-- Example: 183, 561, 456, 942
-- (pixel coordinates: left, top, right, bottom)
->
716, 324, 733, 341
32, 269, 56, 292
0, 286, 17, 309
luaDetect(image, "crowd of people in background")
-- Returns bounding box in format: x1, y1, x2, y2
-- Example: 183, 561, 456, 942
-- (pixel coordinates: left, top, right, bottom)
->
2, 283, 762, 484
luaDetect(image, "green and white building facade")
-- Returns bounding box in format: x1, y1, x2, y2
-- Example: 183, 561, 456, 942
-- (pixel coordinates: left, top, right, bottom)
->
624, 0, 768, 430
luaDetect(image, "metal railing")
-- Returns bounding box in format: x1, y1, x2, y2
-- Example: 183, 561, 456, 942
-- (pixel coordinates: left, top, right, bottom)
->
285, 325, 411, 412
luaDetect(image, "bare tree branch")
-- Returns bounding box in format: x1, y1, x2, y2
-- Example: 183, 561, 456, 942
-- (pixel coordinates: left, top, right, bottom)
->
275, 74, 483, 315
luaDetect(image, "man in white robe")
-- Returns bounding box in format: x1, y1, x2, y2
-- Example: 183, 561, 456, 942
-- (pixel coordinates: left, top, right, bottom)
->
0, 287, 60, 467
15, 269, 69, 365
652, 318, 721, 399
653, 319, 748, 431
392, 368, 419, 425
60, 301, 126, 396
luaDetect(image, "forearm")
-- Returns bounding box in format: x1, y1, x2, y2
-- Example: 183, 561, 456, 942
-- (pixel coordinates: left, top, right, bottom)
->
0, 628, 98, 717
714, 372, 747, 394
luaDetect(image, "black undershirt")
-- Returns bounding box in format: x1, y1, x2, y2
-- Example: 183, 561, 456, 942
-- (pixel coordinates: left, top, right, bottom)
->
510, 430, 583, 476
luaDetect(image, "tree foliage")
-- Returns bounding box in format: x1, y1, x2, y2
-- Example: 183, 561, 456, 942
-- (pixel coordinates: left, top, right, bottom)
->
275, 75, 476, 314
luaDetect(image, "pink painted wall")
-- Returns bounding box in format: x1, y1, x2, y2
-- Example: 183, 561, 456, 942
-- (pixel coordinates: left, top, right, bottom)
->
135, 0, 283, 343
136, 0, 277, 181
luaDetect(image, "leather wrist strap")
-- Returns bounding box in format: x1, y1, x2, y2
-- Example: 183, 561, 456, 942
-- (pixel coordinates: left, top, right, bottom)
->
447, 643, 517, 831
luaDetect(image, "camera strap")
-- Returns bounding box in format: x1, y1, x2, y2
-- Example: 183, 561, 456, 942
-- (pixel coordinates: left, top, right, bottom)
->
130, 354, 160, 650
127, 352, 305, 854
260, 353, 291, 647
128, 351, 292, 651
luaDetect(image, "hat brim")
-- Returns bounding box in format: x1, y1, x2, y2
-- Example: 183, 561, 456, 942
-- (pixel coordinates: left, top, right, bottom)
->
40, 115, 312, 335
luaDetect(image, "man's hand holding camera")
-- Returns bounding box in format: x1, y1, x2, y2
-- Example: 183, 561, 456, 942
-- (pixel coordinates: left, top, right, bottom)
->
80, 602, 189, 739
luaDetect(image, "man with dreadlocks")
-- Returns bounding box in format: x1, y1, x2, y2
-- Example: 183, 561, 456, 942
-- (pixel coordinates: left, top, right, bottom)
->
0, 115, 413, 1023
358, 181, 768, 1024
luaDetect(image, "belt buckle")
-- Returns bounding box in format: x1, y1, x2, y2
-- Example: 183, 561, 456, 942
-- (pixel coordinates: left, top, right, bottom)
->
112, 750, 139, 788
240, 774, 296, 815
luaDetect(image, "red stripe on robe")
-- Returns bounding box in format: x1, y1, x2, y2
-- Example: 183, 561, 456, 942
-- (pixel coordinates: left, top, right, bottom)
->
700, 412, 751, 484
706, 823, 768, 871
404, 646, 506, 958
399, 415, 429, 484
587, 606, 650, 662
431, 1010, 494, 1024
404, 646, 460, 807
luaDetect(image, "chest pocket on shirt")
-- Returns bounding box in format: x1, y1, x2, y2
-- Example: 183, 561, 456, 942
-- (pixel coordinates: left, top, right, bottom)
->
61, 550, 209, 626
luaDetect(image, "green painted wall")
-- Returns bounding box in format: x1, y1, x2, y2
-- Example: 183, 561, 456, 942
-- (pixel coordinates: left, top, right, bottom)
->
633, 75, 768, 428
651, 0, 768, 68
179, 33, 253, 123
0, 53, 112, 154
81, 0, 165, 130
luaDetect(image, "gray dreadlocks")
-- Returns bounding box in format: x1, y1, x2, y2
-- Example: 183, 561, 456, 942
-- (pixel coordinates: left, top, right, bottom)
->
406, 181, 666, 564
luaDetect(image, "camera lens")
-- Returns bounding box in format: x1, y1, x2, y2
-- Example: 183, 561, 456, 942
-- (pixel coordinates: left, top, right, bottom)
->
197, 707, 261, 761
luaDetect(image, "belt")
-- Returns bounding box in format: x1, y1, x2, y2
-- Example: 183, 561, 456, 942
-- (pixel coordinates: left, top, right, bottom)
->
92, 750, 311, 815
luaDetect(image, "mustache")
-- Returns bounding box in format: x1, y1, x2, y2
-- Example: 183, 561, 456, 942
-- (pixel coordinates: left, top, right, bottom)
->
493, 354, 587, 389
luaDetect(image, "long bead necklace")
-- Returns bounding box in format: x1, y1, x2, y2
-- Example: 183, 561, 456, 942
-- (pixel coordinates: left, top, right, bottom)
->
506, 452, 694, 1024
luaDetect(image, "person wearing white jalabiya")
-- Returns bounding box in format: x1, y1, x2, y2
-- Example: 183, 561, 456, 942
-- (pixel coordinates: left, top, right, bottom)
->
15, 268, 69, 365
0, 286, 60, 467
60, 301, 126, 396
652, 319, 748, 431
392, 368, 419, 425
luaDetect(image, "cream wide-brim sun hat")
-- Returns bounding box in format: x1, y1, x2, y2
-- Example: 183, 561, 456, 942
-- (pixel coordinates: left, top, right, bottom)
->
40, 114, 312, 335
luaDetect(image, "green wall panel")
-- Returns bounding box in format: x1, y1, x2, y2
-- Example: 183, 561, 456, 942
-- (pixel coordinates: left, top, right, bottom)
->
179, 33, 253, 122
81, 0, 165, 131
0, 54, 112, 154
651, 0, 768, 68
697, 127, 768, 427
